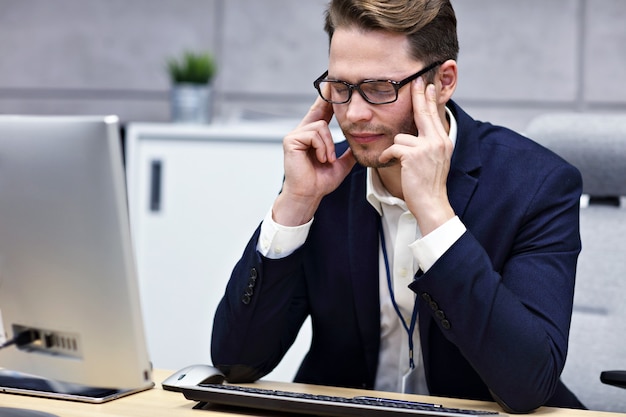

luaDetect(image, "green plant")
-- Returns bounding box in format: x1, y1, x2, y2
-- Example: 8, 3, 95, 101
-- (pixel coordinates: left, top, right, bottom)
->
167, 51, 216, 84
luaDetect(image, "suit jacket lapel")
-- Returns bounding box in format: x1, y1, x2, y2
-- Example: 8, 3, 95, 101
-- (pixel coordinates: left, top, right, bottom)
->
447, 101, 482, 218
346, 166, 381, 385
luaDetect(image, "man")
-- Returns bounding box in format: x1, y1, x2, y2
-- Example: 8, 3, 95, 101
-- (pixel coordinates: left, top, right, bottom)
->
211, 0, 584, 412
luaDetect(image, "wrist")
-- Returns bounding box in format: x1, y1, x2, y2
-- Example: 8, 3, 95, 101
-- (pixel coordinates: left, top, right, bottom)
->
272, 192, 321, 227
411, 200, 456, 237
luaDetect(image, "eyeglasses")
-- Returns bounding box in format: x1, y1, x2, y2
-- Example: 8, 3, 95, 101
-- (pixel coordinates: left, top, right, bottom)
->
313, 61, 443, 105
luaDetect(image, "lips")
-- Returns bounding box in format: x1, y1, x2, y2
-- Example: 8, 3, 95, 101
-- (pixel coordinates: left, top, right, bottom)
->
349, 132, 384, 144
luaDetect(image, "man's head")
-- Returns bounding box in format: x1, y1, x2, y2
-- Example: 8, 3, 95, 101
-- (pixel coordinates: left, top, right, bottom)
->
319, 0, 459, 169
324, 0, 459, 84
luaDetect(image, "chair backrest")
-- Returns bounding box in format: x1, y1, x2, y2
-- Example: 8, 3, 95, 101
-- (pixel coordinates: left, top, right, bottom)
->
527, 114, 626, 198
526, 113, 626, 413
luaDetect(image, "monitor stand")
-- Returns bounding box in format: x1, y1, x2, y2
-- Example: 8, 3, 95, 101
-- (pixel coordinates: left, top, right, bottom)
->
0, 370, 152, 403
0, 408, 58, 417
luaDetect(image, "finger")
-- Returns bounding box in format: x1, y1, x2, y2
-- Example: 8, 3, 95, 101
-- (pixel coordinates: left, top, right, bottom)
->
314, 129, 336, 163
411, 77, 443, 139
284, 128, 333, 164
296, 95, 336, 162
424, 83, 448, 139
336, 146, 356, 170
378, 141, 402, 166
393, 133, 419, 147
326, 146, 357, 181
307, 120, 337, 163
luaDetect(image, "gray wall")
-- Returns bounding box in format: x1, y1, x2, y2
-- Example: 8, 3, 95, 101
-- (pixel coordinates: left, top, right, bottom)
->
1, 0, 625, 133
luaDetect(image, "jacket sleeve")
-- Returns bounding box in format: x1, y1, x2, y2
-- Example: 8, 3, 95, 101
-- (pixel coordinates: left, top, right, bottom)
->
410, 161, 582, 413
210, 226, 310, 382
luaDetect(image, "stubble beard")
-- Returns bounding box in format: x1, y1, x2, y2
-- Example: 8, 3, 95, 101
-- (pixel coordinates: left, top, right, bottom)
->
340, 115, 417, 169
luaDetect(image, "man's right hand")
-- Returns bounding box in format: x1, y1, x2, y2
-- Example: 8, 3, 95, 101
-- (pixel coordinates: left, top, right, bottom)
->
272, 96, 356, 226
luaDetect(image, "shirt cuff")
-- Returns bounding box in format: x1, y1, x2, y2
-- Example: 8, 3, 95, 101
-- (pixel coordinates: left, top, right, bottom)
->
409, 216, 466, 272
257, 206, 313, 259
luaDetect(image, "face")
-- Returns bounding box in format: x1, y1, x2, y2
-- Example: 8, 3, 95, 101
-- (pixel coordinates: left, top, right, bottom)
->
328, 27, 422, 168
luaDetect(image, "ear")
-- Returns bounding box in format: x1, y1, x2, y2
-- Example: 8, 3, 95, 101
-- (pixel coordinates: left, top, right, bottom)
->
436, 60, 457, 104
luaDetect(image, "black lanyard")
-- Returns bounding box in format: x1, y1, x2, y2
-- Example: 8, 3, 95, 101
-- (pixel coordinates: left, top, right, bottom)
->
378, 216, 419, 370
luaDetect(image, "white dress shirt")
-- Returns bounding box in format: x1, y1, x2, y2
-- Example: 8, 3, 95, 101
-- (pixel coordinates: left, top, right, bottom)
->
256, 107, 466, 394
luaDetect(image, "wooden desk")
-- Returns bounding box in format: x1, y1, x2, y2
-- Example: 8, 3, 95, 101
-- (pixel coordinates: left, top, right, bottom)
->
0, 370, 619, 416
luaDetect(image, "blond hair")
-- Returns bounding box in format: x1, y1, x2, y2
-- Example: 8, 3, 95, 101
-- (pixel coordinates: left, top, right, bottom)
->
324, 0, 459, 70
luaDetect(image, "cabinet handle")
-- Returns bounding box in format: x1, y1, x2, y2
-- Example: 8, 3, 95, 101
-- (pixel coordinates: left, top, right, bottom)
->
149, 160, 162, 212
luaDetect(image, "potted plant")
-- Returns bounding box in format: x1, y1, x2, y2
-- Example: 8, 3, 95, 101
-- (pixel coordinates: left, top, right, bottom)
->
167, 50, 217, 124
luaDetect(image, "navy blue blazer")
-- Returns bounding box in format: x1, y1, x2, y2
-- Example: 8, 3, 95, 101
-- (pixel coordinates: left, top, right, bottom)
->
211, 101, 584, 413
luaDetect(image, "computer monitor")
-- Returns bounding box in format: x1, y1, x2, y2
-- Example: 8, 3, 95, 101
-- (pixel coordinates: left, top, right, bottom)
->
0, 115, 153, 406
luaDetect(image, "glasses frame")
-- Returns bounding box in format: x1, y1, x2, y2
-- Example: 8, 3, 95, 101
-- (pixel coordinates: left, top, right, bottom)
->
313, 60, 444, 105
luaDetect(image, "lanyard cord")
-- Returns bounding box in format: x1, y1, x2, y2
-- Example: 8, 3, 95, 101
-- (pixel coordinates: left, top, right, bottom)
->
378, 216, 419, 370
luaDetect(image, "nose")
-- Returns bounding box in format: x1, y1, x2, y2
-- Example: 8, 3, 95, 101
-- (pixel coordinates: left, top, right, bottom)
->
344, 90, 373, 123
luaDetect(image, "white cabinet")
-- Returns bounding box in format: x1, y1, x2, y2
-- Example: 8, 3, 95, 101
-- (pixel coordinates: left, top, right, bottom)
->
125, 122, 311, 382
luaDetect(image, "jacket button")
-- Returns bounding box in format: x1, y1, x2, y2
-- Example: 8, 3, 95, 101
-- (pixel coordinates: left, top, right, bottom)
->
250, 268, 258, 279
241, 294, 251, 305
421, 293, 432, 303
441, 319, 451, 330
435, 310, 446, 320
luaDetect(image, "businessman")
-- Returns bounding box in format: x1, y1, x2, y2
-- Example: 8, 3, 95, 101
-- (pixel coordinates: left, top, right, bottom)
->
211, 0, 584, 413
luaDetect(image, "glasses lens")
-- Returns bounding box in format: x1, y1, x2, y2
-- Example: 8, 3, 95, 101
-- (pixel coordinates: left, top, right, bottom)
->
316, 79, 399, 104
360, 81, 397, 104
317, 80, 350, 103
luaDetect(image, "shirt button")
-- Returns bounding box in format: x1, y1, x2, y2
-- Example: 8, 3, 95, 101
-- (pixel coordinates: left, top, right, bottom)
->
274, 246, 283, 254
398, 268, 408, 277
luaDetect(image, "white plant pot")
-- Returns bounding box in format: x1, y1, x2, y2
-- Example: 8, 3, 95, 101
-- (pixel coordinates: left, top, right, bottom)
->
170, 83, 212, 124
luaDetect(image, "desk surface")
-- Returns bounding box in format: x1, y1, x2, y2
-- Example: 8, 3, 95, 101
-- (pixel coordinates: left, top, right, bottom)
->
0, 369, 619, 416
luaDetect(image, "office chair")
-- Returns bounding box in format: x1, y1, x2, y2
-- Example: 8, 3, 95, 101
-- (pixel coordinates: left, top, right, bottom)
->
526, 113, 626, 413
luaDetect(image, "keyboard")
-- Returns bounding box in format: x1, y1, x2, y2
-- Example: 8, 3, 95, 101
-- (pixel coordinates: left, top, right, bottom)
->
181, 383, 504, 417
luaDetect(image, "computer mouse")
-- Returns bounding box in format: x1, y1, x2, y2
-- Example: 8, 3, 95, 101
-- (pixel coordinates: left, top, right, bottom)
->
161, 364, 226, 392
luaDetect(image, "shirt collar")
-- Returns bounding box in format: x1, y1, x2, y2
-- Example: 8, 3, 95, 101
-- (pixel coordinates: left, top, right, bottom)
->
366, 106, 458, 215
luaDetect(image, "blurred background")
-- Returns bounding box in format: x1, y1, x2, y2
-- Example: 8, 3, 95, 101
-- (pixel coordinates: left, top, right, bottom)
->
1, 0, 625, 133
